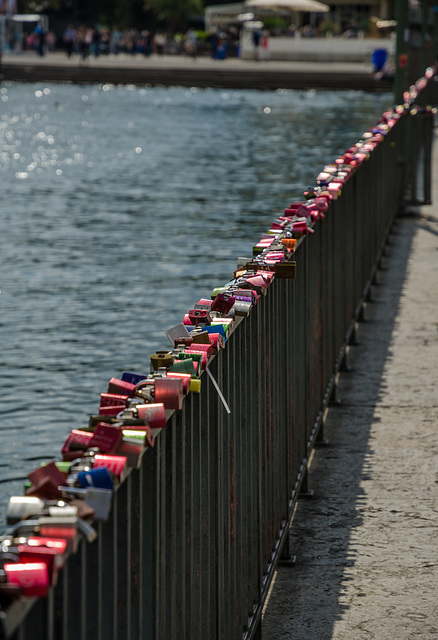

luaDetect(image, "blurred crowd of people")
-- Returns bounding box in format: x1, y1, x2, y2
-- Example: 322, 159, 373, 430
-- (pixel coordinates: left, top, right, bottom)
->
60, 25, 241, 61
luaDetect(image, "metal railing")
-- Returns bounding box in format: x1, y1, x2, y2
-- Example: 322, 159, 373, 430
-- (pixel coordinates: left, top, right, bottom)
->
1, 72, 435, 640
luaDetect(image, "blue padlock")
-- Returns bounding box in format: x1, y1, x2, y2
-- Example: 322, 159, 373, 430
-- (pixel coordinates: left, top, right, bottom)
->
77, 467, 114, 491
121, 371, 148, 385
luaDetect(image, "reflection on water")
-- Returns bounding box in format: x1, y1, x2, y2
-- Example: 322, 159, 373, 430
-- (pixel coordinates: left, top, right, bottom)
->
0, 82, 391, 529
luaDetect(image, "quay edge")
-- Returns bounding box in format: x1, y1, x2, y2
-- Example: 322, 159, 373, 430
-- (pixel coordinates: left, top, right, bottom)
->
0, 59, 393, 92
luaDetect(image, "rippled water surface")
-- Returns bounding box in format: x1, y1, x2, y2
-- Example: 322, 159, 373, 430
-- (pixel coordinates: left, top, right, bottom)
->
0, 81, 391, 529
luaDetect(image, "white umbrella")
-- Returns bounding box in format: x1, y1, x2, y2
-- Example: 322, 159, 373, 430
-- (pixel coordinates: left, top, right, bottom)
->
244, 0, 329, 12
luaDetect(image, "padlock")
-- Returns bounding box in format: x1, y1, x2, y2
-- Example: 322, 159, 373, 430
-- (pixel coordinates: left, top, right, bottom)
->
232, 284, 259, 303
274, 261, 297, 279
188, 309, 211, 326
194, 298, 213, 310
24, 537, 68, 568
208, 332, 226, 349
211, 319, 233, 337
173, 352, 201, 376
211, 292, 235, 314
154, 377, 184, 410
170, 357, 197, 376
187, 343, 213, 359
256, 270, 274, 283
185, 348, 208, 371
60, 486, 112, 522
93, 454, 127, 483
238, 276, 268, 295
202, 324, 227, 340
88, 422, 124, 454
26, 462, 67, 501
284, 202, 305, 216
135, 402, 167, 427
6, 497, 45, 525
281, 238, 297, 251
15, 543, 62, 586
1, 562, 49, 598
62, 430, 94, 461
77, 466, 114, 491
233, 300, 252, 317
132, 379, 155, 402
210, 286, 228, 298
121, 428, 150, 446
190, 328, 211, 344
166, 373, 191, 396
166, 322, 192, 348
116, 438, 147, 467
121, 371, 148, 386
100, 392, 129, 408
12, 517, 78, 555
150, 351, 173, 371
99, 392, 128, 415
107, 377, 136, 396
292, 219, 308, 236
189, 379, 201, 393
314, 196, 330, 212
231, 290, 255, 305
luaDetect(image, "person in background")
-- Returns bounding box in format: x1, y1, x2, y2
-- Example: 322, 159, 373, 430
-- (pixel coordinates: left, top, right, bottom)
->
63, 24, 76, 58
209, 26, 219, 59
343, 21, 358, 38
34, 23, 45, 56
260, 29, 270, 60
153, 31, 166, 55
184, 28, 199, 59
252, 27, 261, 60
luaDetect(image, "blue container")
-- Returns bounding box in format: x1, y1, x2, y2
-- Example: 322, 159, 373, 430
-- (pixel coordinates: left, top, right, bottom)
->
372, 48, 387, 72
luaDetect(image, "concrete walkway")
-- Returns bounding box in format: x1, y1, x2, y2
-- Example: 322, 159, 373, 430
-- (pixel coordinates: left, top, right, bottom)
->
262, 132, 438, 638
0, 51, 393, 91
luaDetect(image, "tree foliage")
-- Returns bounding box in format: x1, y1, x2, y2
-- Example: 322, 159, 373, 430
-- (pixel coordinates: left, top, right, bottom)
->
144, 0, 203, 32
19, 0, 62, 11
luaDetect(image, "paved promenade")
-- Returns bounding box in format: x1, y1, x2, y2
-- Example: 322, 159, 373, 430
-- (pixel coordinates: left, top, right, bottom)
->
0, 50, 393, 91
262, 133, 438, 637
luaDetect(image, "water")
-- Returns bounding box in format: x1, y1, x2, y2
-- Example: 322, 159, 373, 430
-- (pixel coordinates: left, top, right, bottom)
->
0, 81, 391, 531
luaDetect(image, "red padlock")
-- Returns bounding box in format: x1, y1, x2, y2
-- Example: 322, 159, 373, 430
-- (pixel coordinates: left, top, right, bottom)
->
135, 402, 167, 428
208, 332, 225, 350
16, 544, 62, 586
154, 377, 184, 410
188, 309, 211, 326
211, 292, 235, 314
3, 562, 49, 598
26, 462, 66, 501
166, 372, 191, 396
88, 423, 124, 454
107, 378, 136, 396
93, 454, 127, 483
62, 429, 94, 461
185, 347, 208, 371
99, 393, 128, 415
26, 537, 68, 568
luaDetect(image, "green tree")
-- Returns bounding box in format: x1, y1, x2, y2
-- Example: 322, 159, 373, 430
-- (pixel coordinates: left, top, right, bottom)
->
144, 0, 203, 33
19, 0, 62, 11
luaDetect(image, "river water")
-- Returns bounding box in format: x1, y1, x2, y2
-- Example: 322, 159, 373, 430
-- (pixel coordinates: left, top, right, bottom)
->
0, 81, 391, 531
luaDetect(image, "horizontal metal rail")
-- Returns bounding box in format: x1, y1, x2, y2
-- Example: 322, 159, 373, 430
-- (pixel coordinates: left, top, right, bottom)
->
1, 76, 435, 640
